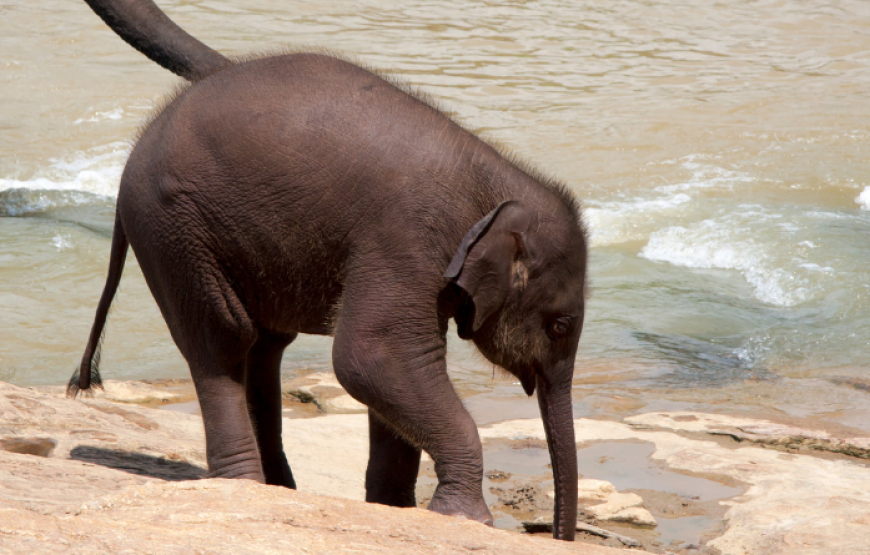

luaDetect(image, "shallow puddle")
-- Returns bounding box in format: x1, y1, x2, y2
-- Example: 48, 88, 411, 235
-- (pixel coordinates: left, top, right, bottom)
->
480, 439, 740, 548
654, 515, 720, 548
576, 441, 739, 502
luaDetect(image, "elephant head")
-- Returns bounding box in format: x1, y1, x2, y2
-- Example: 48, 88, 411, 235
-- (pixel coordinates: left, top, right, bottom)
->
446, 200, 586, 541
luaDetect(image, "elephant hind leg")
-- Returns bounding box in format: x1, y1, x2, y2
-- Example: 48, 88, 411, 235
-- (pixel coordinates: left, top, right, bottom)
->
190, 353, 265, 481
182, 277, 265, 482
136, 239, 264, 482
246, 330, 297, 488
366, 409, 422, 507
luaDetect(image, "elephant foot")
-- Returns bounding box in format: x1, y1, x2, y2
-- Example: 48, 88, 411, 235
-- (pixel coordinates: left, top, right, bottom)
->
262, 452, 297, 489
427, 491, 493, 526
207, 470, 266, 482
367, 487, 417, 508
206, 446, 266, 482
206, 467, 265, 482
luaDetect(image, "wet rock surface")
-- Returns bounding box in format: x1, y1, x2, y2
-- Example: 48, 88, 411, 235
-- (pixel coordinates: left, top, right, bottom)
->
493, 484, 553, 513
483, 418, 870, 554
35, 379, 188, 406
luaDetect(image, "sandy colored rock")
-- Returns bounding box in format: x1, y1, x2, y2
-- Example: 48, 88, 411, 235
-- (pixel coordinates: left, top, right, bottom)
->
590, 505, 657, 528
575, 479, 617, 501
545, 480, 656, 527
626, 411, 870, 458
1, 381, 370, 501
0, 477, 632, 555
10, 381, 870, 553
1, 383, 206, 469
585, 493, 657, 528
0, 382, 634, 554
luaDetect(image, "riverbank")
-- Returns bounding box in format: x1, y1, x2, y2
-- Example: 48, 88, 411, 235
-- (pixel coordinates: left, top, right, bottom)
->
3, 379, 870, 554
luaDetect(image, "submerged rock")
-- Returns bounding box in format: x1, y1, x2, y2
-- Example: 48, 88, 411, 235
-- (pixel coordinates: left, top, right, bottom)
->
281, 372, 367, 414
545, 479, 657, 528
586, 492, 657, 527
492, 484, 553, 513
523, 520, 642, 549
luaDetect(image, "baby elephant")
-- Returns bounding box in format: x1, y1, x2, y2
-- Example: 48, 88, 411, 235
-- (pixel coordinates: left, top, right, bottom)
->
70, 0, 587, 541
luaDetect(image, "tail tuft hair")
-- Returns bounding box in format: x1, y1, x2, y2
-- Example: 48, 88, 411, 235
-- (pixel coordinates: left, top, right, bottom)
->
66, 368, 83, 398
67, 322, 106, 399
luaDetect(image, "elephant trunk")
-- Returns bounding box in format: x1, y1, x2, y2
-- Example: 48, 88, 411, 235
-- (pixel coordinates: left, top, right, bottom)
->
536, 372, 578, 541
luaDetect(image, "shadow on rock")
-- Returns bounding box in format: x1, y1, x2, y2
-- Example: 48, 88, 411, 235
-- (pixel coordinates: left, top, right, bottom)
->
70, 446, 206, 481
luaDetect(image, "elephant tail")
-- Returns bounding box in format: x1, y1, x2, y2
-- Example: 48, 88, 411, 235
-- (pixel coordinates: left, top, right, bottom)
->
67, 212, 129, 398
82, 0, 232, 82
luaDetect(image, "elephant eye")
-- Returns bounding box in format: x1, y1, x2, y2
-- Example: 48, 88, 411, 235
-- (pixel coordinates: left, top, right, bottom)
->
546, 317, 572, 340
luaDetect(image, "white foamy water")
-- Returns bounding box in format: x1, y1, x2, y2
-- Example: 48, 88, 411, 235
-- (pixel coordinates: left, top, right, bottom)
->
638, 206, 829, 307
0, 144, 127, 215
654, 157, 754, 195
584, 193, 692, 246
74, 107, 126, 125
858, 187, 870, 211
584, 158, 755, 247
51, 233, 74, 251
0, 143, 127, 197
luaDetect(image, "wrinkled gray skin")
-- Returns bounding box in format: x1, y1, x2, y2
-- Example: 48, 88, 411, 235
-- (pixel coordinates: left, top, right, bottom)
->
70, 0, 587, 541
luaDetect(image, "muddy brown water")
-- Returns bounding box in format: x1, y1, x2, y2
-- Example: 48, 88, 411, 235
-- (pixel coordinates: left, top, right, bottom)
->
4, 0, 870, 435
3, 0, 870, 548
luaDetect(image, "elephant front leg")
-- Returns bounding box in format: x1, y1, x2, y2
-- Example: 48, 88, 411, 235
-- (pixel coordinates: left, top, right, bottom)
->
332, 287, 493, 525
422, 415, 492, 525
366, 409, 422, 507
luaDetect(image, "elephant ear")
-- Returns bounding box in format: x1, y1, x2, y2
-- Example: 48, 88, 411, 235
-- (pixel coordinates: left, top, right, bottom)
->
445, 201, 533, 332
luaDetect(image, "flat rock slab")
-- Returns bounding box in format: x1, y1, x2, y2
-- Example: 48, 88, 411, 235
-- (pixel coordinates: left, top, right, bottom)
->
1, 381, 370, 502
627, 411, 870, 458
0, 478, 630, 555
0, 381, 631, 554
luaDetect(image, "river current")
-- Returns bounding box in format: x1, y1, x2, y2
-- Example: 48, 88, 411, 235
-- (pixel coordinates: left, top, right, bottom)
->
2, 0, 870, 433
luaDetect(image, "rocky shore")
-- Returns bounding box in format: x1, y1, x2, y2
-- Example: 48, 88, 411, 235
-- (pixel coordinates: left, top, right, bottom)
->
3, 378, 870, 554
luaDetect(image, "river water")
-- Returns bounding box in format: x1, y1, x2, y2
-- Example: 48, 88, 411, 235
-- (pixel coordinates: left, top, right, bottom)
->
2, 0, 870, 433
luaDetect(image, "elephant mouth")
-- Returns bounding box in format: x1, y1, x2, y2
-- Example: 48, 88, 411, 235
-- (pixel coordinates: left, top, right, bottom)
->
519, 371, 536, 396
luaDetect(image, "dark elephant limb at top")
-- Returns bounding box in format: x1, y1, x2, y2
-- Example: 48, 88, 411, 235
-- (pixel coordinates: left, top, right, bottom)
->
68, 0, 588, 541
